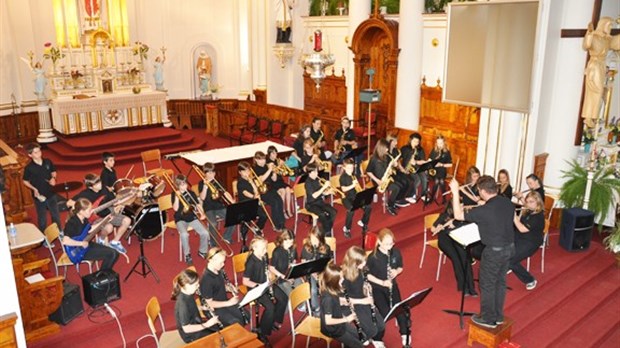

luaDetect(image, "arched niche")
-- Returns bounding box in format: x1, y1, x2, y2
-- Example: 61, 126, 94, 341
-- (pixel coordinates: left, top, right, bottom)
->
350, 18, 399, 138
191, 44, 218, 99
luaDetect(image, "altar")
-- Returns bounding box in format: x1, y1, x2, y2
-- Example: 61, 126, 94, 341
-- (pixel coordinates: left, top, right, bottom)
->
50, 91, 170, 135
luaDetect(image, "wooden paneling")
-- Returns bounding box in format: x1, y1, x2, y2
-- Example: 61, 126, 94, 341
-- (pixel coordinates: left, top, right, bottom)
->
0, 112, 39, 147
303, 69, 347, 118
166, 99, 218, 130
0, 313, 18, 348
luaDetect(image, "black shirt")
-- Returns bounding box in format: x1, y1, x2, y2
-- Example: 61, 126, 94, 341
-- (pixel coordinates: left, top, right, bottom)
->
534, 186, 545, 201
271, 246, 297, 276
367, 155, 389, 180
310, 128, 324, 144
243, 254, 269, 286
236, 178, 254, 202
293, 137, 305, 158
342, 273, 365, 299
72, 188, 113, 217
172, 191, 200, 222
299, 152, 313, 171
429, 149, 452, 178
367, 248, 403, 283
499, 184, 513, 199
175, 292, 214, 343
465, 195, 515, 248
320, 291, 346, 336
461, 185, 480, 206
339, 173, 357, 202
516, 211, 544, 246
23, 158, 56, 198
400, 145, 426, 172
305, 177, 323, 206
334, 128, 356, 152
198, 181, 225, 211
65, 214, 88, 239
100, 167, 117, 192
200, 268, 228, 302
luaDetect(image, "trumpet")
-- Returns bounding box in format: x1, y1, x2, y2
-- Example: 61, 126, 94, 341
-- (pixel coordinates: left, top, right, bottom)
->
193, 165, 220, 200
318, 177, 345, 197
273, 158, 295, 177
249, 167, 268, 195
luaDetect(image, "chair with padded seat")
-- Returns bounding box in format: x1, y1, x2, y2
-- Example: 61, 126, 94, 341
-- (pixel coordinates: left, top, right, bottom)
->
419, 213, 446, 281
268, 120, 286, 144
230, 114, 258, 145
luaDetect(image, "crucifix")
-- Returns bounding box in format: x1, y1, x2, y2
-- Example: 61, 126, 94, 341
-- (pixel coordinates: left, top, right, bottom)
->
560, 0, 620, 145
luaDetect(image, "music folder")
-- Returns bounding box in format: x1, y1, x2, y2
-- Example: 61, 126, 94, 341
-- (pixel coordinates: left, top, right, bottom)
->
415, 159, 440, 174
239, 281, 271, 308
286, 257, 332, 280
448, 223, 480, 247
352, 187, 376, 211
384, 287, 433, 323
224, 199, 259, 228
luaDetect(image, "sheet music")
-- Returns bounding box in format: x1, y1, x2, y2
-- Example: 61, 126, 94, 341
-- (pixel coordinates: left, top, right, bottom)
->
449, 223, 480, 247
239, 281, 271, 307
384, 287, 432, 322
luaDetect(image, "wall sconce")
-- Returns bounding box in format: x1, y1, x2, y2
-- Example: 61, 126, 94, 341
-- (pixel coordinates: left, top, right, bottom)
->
273, 43, 295, 68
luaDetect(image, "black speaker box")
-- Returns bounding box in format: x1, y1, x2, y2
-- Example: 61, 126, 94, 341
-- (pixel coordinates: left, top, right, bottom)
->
560, 207, 594, 252
49, 281, 84, 325
82, 270, 121, 308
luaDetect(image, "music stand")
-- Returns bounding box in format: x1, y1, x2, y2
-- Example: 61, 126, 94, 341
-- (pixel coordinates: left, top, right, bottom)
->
225, 199, 259, 253
444, 223, 480, 329
343, 145, 368, 175
384, 287, 433, 348
351, 187, 375, 249
286, 257, 331, 280
124, 206, 161, 283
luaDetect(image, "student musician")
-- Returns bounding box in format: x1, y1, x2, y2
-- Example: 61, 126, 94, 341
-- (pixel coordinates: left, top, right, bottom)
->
198, 163, 235, 245
433, 203, 477, 296
242, 237, 288, 343
100, 152, 117, 194
340, 158, 371, 238
401, 132, 429, 203
509, 191, 545, 290
237, 161, 267, 238
62, 198, 119, 270
269, 229, 300, 296
366, 228, 411, 346
497, 169, 513, 199
366, 138, 408, 215
428, 135, 453, 201
310, 117, 331, 160
266, 145, 293, 219
22, 142, 62, 232
304, 162, 337, 235
252, 151, 286, 231
319, 261, 366, 348
299, 139, 329, 179
332, 116, 357, 164
301, 226, 333, 314
172, 174, 210, 266
461, 166, 482, 207
199, 247, 249, 327
291, 124, 312, 167
387, 135, 416, 203
341, 246, 386, 347
515, 173, 545, 204
67, 173, 131, 254
172, 268, 221, 343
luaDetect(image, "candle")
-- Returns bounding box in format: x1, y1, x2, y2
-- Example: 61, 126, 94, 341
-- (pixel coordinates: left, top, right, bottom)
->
314, 30, 323, 52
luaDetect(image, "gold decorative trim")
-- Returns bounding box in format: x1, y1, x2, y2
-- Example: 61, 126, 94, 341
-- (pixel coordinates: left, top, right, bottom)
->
63, 114, 69, 134
147, 107, 153, 124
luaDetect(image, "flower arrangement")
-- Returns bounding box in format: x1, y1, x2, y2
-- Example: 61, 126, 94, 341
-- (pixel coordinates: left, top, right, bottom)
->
128, 67, 140, 76
210, 84, 222, 93
42, 42, 65, 64
582, 130, 596, 144
70, 70, 83, 80
609, 123, 620, 135
132, 41, 149, 60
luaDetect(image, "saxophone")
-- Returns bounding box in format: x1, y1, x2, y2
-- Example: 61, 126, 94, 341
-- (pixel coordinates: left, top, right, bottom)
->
378, 153, 401, 193
405, 147, 418, 174
343, 288, 370, 345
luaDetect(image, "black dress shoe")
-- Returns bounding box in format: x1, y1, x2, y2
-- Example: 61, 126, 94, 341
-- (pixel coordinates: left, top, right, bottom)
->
465, 289, 478, 297
387, 206, 398, 216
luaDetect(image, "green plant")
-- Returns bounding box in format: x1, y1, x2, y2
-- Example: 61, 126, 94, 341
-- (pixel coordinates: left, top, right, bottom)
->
603, 223, 620, 253
309, 0, 348, 16
582, 130, 596, 144
559, 160, 620, 228
371, 0, 400, 14
43, 42, 65, 64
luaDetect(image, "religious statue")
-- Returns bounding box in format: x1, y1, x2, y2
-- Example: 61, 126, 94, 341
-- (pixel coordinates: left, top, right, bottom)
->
32, 62, 47, 99
276, 0, 296, 44
581, 17, 620, 128
196, 50, 212, 97
153, 47, 167, 91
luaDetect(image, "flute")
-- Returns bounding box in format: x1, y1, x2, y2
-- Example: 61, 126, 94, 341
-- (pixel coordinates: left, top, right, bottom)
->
343, 289, 369, 345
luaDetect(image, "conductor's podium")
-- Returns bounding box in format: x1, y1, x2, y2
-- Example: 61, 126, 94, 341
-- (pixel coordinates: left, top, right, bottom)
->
467, 316, 514, 348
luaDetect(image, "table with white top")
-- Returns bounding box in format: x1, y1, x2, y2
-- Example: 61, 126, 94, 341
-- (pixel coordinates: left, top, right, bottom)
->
8, 223, 46, 262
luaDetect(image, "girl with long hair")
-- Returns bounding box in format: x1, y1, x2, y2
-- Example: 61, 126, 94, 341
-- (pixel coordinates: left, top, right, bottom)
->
301, 226, 333, 314
428, 135, 453, 201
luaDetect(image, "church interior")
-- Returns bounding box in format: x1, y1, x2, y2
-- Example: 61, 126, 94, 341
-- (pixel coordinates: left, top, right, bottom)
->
0, 0, 619, 347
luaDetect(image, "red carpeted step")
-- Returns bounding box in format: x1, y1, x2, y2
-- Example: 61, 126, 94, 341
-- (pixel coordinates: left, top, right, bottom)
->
593, 321, 620, 348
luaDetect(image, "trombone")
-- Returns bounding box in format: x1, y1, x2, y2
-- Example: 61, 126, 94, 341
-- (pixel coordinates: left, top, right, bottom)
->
248, 168, 277, 231
162, 172, 234, 257
192, 165, 220, 201
318, 177, 346, 197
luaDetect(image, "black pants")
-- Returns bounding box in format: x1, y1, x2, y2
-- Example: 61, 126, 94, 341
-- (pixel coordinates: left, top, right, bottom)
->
385, 181, 405, 207
342, 198, 371, 231
429, 174, 447, 202
479, 244, 515, 323
412, 172, 429, 198
372, 283, 410, 335
509, 239, 540, 284
306, 201, 337, 235
342, 303, 385, 341
261, 190, 285, 230
323, 324, 366, 348
214, 305, 249, 327
438, 231, 475, 292
240, 204, 267, 240
34, 194, 62, 232
395, 172, 415, 198
84, 242, 119, 270
256, 286, 287, 336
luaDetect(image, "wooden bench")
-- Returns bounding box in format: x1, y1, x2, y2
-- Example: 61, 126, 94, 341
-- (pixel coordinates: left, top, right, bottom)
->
467, 317, 514, 348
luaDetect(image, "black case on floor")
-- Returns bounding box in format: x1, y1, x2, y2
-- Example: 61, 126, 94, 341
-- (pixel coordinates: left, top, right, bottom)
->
82, 270, 121, 308
49, 281, 84, 325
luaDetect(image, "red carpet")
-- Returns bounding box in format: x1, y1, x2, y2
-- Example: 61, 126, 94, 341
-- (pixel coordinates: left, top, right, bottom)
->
24, 129, 620, 348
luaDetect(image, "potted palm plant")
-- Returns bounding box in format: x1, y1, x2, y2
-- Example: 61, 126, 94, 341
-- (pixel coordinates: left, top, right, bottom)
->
603, 223, 620, 266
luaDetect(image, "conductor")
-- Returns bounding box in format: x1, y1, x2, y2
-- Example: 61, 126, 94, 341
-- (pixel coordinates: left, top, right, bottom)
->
449, 175, 515, 329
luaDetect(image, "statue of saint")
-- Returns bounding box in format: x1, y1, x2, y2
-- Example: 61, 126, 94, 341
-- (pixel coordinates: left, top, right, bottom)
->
196, 50, 212, 97
153, 55, 166, 91
276, 0, 296, 43
32, 61, 47, 99
581, 17, 620, 128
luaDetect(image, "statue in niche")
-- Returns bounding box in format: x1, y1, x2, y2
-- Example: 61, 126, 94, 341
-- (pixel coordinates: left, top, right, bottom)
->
153, 52, 166, 91
581, 17, 620, 128
196, 50, 212, 98
276, 0, 296, 43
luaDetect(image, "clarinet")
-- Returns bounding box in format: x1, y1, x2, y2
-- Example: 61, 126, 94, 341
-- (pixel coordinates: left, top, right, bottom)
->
387, 249, 393, 308
264, 256, 276, 303
362, 268, 378, 325
343, 288, 369, 345
196, 288, 227, 348
221, 271, 250, 325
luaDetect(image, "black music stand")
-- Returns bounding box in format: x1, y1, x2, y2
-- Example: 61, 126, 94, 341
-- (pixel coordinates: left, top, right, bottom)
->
384, 287, 433, 348
124, 207, 162, 283
286, 257, 331, 280
414, 160, 439, 208
444, 223, 480, 328
343, 145, 368, 175
225, 199, 259, 253
351, 187, 375, 249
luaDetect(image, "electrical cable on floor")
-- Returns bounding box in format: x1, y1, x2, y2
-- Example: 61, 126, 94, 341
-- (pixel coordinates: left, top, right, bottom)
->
105, 303, 127, 348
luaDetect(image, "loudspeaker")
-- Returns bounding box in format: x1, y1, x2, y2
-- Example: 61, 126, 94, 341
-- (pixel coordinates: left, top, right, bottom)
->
49, 281, 84, 325
560, 207, 594, 252
82, 270, 121, 308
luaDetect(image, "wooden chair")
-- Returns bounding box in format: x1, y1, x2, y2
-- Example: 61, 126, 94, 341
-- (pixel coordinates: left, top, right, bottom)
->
419, 213, 445, 281
231, 251, 255, 330
229, 114, 258, 145
267, 242, 276, 259
43, 223, 97, 276
144, 296, 185, 348
288, 282, 333, 347
293, 183, 318, 236
330, 174, 343, 206
141, 149, 173, 177
325, 236, 337, 261
268, 120, 286, 144
527, 219, 551, 273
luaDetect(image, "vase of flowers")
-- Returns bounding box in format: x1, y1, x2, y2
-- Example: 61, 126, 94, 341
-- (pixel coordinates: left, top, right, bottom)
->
583, 131, 595, 153
43, 42, 65, 73
132, 41, 149, 68
608, 124, 620, 144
